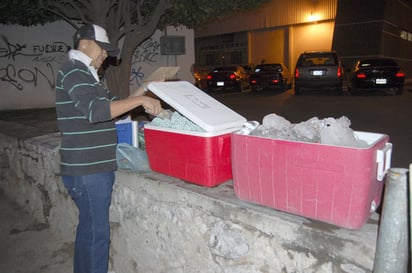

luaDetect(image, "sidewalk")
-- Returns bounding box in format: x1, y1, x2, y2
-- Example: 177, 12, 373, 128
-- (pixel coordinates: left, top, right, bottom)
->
0, 190, 73, 273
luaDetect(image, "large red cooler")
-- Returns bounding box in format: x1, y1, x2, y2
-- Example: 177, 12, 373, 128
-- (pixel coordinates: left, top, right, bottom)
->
231, 131, 392, 229
145, 81, 246, 187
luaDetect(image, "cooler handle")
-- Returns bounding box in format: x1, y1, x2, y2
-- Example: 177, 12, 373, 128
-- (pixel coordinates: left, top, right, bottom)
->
376, 143, 392, 181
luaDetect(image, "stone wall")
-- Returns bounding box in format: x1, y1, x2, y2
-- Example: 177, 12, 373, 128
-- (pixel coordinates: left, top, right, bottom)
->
0, 124, 379, 273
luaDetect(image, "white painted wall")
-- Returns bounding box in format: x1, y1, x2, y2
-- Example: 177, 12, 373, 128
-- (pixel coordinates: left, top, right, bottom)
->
290, 21, 335, 70
0, 21, 195, 110
129, 25, 195, 91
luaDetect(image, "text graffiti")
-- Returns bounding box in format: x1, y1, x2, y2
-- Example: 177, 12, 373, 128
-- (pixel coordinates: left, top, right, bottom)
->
0, 35, 39, 60
0, 35, 70, 63
132, 38, 160, 64
130, 38, 161, 88
0, 63, 56, 91
0, 34, 68, 92
33, 42, 70, 54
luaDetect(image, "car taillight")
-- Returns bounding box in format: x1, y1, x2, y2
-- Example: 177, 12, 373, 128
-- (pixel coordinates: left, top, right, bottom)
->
272, 79, 279, 83
337, 67, 343, 78
295, 68, 299, 78
395, 70, 406, 78
251, 79, 257, 84
229, 73, 236, 80
356, 72, 367, 79
207, 75, 212, 80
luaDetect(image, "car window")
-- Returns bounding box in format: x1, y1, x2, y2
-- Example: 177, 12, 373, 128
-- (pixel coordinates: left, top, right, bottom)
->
299, 54, 338, 66
255, 64, 282, 72
212, 66, 237, 73
359, 59, 398, 67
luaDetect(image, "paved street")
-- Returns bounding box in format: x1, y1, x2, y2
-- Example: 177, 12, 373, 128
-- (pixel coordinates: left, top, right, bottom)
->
212, 84, 412, 169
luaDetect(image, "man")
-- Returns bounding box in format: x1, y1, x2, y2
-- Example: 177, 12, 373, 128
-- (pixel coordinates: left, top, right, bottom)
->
55, 24, 161, 273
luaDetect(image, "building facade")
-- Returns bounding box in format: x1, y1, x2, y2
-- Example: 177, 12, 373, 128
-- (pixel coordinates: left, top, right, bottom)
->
194, 0, 412, 78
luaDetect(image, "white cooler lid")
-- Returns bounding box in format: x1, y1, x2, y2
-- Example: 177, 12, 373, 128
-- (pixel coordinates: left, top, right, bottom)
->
147, 81, 246, 132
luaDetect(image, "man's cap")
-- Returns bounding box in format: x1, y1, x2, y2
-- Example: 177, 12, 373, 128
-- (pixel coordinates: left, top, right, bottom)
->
75, 24, 120, 57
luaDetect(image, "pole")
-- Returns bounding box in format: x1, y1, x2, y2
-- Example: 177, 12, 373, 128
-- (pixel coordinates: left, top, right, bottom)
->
410, 163, 411, 268
373, 168, 409, 273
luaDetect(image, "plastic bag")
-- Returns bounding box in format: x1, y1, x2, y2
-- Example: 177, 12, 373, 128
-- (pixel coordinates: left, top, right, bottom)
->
116, 143, 150, 172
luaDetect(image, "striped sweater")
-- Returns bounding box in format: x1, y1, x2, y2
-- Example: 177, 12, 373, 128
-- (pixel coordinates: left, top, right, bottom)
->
55, 58, 118, 176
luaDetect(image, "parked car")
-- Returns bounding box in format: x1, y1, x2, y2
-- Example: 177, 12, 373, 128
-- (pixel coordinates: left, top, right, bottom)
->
192, 65, 210, 90
347, 58, 406, 95
294, 51, 344, 95
206, 65, 250, 92
249, 63, 293, 92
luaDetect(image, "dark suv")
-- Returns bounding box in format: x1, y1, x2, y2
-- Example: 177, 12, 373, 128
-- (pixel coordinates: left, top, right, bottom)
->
294, 51, 344, 95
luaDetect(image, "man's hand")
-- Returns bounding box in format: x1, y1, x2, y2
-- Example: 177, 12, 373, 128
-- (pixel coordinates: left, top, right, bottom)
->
141, 96, 162, 116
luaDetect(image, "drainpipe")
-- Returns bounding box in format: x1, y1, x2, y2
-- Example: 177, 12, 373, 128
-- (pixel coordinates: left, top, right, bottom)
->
373, 168, 409, 273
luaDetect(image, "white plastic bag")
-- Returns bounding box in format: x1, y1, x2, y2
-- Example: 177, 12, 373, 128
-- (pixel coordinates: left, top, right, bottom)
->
116, 143, 150, 172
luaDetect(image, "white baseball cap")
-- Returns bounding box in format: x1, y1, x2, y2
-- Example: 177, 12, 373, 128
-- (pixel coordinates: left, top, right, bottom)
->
75, 24, 120, 56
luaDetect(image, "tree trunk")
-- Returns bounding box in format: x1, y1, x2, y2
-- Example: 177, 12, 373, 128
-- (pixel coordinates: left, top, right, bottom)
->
105, 38, 136, 99
104, 0, 171, 99
106, 64, 129, 99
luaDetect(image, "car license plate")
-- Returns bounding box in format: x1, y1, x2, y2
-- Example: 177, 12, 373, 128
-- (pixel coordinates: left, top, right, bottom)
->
217, 81, 224, 86
375, 78, 387, 84
312, 70, 324, 76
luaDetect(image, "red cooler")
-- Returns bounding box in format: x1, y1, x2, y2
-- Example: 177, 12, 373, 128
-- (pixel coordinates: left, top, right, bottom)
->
145, 81, 246, 187
231, 131, 392, 229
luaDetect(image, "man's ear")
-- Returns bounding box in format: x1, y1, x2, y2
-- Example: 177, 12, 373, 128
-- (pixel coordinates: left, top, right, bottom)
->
78, 40, 88, 50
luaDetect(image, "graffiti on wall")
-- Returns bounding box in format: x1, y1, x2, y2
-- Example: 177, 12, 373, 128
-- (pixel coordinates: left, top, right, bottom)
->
130, 38, 161, 87
0, 63, 56, 91
0, 33, 162, 92
0, 35, 70, 91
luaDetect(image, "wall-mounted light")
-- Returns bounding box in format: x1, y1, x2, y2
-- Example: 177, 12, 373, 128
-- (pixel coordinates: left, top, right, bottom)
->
308, 11, 320, 22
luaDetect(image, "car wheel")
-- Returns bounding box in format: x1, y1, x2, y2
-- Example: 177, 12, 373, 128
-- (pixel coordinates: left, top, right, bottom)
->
287, 80, 292, 90
349, 86, 359, 96
241, 80, 251, 92
335, 86, 343, 95
396, 87, 404, 95
294, 85, 302, 95
238, 81, 245, 92
280, 79, 287, 92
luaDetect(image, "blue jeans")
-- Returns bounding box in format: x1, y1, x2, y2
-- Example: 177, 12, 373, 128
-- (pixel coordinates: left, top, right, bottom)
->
62, 172, 115, 273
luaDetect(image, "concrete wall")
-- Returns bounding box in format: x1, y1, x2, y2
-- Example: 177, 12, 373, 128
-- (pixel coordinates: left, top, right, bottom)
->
290, 21, 335, 70
0, 21, 195, 110
0, 123, 380, 273
249, 29, 285, 65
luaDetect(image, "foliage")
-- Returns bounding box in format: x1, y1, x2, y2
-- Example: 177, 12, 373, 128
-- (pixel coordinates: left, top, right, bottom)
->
0, 0, 270, 98
0, 0, 59, 25
162, 0, 270, 28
